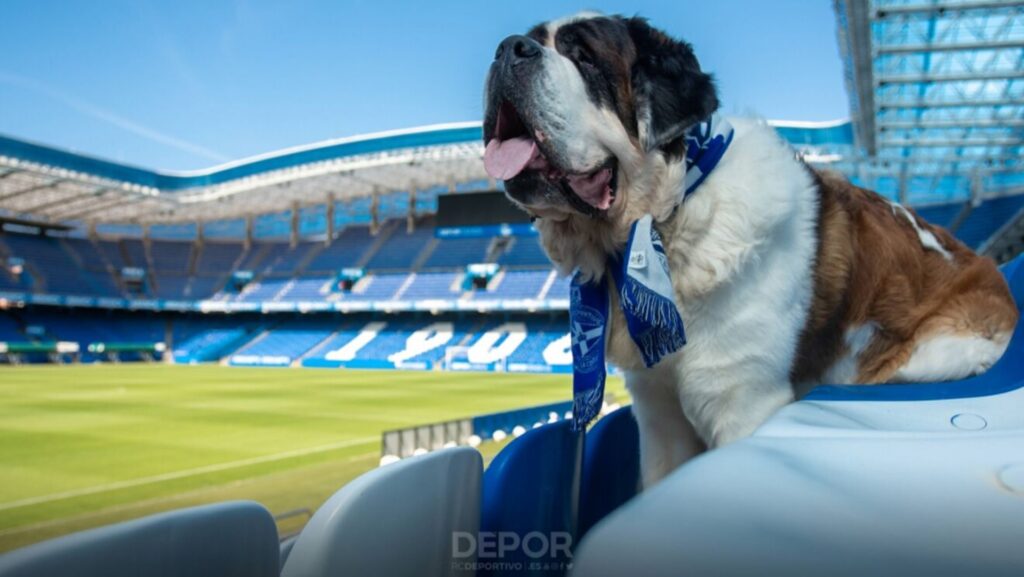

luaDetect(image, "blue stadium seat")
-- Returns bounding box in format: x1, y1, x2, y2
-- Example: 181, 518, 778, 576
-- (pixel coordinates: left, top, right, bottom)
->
480, 419, 582, 577
578, 407, 639, 540
229, 319, 338, 366
343, 273, 407, 300
498, 237, 550, 267
955, 193, 1024, 249
421, 237, 490, 269
479, 269, 551, 300
571, 258, 1024, 577
281, 448, 482, 577
365, 227, 434, 270
0, 501, 279, 577
914, 201, 964, 229
304, 225, 374, 272
399, 272, 461, 300
194, 242, 243, 275
150, 240, 193, 272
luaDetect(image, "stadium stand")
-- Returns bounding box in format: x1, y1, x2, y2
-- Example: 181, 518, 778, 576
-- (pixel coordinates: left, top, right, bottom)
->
420, 236, 491, 269
398, 272, 462, 300
497, 236, 551, 267
480, 269, 553, 300
229, 318, 340, 366
343, 273, 406, 301
304, 226, 374, 272
365, 224, 434, 270
4, 193, 1016, 307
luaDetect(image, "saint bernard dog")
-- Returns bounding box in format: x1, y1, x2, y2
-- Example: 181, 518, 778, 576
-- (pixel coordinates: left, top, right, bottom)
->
483, 12, 1020, 487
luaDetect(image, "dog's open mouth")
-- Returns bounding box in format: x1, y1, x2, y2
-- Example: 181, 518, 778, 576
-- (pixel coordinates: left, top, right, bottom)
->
484, 101, 617, 213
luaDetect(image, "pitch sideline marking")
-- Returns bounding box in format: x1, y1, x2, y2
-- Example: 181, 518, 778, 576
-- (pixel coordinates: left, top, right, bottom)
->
0, 436, 377, 513
0, 451, 380, 540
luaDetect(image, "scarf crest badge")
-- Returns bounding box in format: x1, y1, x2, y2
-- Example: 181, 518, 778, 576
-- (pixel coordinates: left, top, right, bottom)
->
570, 114, 734, 431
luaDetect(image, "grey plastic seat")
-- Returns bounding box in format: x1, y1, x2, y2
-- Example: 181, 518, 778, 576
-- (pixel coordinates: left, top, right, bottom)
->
282, 447, 482, 577
0, 501, 279, 577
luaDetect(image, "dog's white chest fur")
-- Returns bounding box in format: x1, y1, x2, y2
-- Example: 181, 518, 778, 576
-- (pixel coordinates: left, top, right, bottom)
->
603, 121, 821, 485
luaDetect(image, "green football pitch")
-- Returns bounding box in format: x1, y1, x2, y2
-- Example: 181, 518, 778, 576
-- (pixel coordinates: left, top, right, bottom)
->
0, 364, 626, 552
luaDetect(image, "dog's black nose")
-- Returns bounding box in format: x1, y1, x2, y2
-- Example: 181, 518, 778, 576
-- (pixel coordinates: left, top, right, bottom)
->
495, 35, 541, 64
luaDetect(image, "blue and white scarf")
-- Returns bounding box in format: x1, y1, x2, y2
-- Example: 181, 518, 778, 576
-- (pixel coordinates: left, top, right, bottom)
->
571, 114, 734, 430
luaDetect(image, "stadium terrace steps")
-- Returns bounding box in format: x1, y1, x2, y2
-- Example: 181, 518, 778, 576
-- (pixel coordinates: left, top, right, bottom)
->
305, 225, 375, 272
173, 321, 262, 364
537, 269, 558, 300
236, 243, 273, 272
477, 269, 551, 300
497, 236, 550, 267
95, 239, 126, 270
229, 319, 341, 366
914, 202, 966, 229
194, 242, 244, 275
365, 223, 435, 271
121, 239, 150, 270
410, 237, 440, 270
955, 194, 1024, 251
419, 236, 490, 269
398, 272, 462, 300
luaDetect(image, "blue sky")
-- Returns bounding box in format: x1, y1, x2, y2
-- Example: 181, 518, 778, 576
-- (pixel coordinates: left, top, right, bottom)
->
0, 1, 848, 171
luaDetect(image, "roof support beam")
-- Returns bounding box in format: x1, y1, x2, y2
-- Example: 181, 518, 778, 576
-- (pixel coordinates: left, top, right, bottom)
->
875, 1, 1024, 17
36, 190, 113, 219
0, 178, 66, 202
879, 138, 1023, 148
50, 197, 141, 222
839, 0, 877, 155
879, 118, 1024, 130
878, 70, 1024, 85
878, 98, 1024, 110
17, 187, 109, 215
877, 39, 1024, 54
867, 154, 1023, 166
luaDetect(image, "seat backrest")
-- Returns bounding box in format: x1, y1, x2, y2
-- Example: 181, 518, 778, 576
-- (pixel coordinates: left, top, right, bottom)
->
1002, 254, 1024, 310
480, 419, 583, 577
578, 407, 640, 539
281, 447, 482, 577
0, 501, 279, 577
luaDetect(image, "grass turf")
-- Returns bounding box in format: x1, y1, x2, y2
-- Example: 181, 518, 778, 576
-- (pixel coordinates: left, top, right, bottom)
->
0, 364, 626, 552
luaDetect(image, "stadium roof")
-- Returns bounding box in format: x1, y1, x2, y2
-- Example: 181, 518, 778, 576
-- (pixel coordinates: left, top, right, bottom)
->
835, 0, 1024, 204
0, 123, 487, 225
0, 119, 853, 227
1, 0, 1021, 227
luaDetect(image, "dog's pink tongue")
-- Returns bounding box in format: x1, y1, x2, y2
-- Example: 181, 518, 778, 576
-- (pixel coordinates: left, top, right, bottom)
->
484, 137, 538, 180
566, 168, 614, 210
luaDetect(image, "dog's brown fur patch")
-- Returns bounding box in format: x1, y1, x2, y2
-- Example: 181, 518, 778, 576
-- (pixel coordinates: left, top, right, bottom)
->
791, 169, 1018, 388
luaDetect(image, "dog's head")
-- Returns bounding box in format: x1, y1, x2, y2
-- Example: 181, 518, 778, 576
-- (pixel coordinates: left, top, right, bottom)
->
483, 13, 718, 220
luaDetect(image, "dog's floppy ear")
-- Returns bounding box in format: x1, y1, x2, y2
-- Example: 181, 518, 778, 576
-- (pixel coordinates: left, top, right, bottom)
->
625, 17, 719, 152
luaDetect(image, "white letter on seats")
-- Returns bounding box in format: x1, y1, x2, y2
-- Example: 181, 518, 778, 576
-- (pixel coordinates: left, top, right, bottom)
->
388, 322, 454, 363
325, 321, 386, 361
467, 322, 527, 364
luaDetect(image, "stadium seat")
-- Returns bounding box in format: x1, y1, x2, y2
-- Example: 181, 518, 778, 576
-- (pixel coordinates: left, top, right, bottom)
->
570, 254, 1024, 577
480, 419, 582, 577
281, 447, 482, 577
578, 407, 639, 540
0, 501, 279, 577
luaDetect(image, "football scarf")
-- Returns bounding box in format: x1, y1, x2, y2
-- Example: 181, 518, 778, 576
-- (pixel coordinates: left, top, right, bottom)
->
571, 114, 734, 430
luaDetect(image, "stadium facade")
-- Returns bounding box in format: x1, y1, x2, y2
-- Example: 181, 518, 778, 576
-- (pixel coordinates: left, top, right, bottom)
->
1, 0, 1023, 369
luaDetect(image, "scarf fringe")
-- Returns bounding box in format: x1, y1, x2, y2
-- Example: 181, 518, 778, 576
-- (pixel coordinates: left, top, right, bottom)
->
619, 274, 687, 367
572, 384, 604, 431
